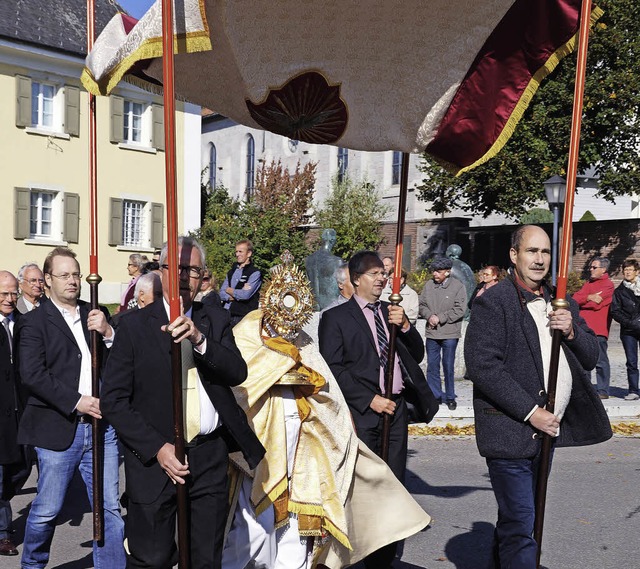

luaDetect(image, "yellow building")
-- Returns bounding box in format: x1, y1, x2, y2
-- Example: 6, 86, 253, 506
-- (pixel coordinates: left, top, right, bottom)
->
0, 0, 201, 303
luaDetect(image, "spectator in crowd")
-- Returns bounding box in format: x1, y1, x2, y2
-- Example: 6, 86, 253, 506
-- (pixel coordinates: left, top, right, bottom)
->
381, 268, 420, 325
18, 247, 125, 569
16, 263, 45, 314
220, 240, 262, 326
572, 257, 614, 399
134, 272, 162, 309
466, 225, 610, 569
611, 259, 640, 400
322, 262, 354, 313
382, 256, 394, 282
194, 268, 215, 302
0, 271, 31, 557
418, 257, 466, 410
119, 253, 148, 312
468, 265, 501, 309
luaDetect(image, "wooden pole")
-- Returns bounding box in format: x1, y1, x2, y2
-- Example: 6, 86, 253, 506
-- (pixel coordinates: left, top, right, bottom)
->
381, 152, 410, 462
534, 1, 593, 566
160, 1, 189, 567
86, 0, 104, 543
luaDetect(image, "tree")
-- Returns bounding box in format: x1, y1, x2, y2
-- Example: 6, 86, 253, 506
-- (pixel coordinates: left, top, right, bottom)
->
519, 207, 554, 225
314, 176, 389, 259
254, 159, 317, 226
416, 0, 640, 220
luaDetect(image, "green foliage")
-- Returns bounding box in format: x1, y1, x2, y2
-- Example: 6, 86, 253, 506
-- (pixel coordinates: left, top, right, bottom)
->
406, 268, 432, 295
314, 175, 390, 259
519, 208, 554, 225
416, 0, 640, 219
193, 187, 311, 286
579, 210, 596, 221
566, 271, 585, 295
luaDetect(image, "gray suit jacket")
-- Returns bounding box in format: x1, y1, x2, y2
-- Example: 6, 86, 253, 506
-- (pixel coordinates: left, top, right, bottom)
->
465, 277, 611, 459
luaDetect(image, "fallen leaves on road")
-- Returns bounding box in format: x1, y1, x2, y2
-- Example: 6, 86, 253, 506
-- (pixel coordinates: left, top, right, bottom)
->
408, 422, 640, 437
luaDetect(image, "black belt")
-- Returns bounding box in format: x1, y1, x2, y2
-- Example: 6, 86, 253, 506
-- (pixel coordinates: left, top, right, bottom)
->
390, 392, 404, 401
185, 427, 223, 448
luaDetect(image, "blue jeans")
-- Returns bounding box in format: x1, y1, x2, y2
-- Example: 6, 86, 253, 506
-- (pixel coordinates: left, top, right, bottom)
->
487, 450, 553, 569
621, 334, 640, 394
0, 465, 11, 540
594, 335, 610, 395
426, 338, 458, 402
21, 423, 125, 569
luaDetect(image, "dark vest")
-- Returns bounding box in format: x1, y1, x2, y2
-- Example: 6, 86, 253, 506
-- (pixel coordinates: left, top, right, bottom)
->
226, 263, 261, 317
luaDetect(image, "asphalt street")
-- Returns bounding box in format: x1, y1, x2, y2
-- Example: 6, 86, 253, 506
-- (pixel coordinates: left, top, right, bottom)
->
2, 435, 638, 569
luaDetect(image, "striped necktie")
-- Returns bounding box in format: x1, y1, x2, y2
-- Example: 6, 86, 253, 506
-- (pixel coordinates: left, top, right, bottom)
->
366, 302, 389, 373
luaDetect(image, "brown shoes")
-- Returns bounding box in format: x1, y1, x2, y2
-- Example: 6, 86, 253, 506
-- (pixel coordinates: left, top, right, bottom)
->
598, 393, 609, 399
0, 538, 18, 556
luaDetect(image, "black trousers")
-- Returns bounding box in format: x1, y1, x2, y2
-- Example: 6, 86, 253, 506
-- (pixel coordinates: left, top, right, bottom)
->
125, 434, 229, 569
354, 396, 408, 568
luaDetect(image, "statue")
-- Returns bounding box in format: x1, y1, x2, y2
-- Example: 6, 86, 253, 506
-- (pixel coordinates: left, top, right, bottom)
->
305, 228, 343, 311
446, 244, 476, 318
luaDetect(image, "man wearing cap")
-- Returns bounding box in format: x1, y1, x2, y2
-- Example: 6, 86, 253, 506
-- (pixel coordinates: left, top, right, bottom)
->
418, 257, 467, 410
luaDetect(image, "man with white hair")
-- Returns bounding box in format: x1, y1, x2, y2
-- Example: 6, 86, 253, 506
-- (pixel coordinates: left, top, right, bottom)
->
133, 272, 162, 309
16, 263, 45, 314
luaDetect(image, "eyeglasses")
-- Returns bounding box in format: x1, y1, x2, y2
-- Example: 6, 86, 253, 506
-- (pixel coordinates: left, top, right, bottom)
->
161, 264, 203, 278
0, 292, 18, 300
49, 273, 82, 281
202, 277, 211, 282
589, 265, 601, 270
362, 271, 385, 279
26, 278, 45, 285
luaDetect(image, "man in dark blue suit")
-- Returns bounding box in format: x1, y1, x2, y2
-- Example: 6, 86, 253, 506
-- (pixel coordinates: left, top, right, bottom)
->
101, 237, 264, 569
18, 247, 125, 569
318, 251, 437, 569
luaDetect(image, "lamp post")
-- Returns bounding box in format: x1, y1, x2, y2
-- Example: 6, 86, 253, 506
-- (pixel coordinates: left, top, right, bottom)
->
543, 175, 567, 287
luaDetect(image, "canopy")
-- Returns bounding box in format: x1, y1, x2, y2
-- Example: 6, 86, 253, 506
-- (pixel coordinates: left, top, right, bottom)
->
82, 0, 599, 174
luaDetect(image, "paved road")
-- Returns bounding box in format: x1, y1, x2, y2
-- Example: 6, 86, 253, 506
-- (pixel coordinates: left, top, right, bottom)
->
2, 435, 638, 569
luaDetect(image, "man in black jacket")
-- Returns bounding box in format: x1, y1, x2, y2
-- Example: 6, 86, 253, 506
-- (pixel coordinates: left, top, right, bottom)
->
0, 271, 30, 557
18, 247, 125, 569
318, 251, 437, 569
219, 239, 262, 326
101, 236, 264, 569
611, 259, 640, 400
465, 226, 611, 569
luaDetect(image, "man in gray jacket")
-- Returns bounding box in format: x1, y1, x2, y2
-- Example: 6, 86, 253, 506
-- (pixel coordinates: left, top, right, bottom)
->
465, 225, 611, 569
418, 257, 466, 410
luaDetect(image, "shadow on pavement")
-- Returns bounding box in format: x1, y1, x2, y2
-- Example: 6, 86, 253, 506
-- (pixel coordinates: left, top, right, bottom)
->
444, 521, 494, 569
53, 551, 93, 569
404, 467, 492, 498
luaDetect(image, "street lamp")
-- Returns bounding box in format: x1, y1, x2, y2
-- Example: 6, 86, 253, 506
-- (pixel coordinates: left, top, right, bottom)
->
543, 175, 567, 287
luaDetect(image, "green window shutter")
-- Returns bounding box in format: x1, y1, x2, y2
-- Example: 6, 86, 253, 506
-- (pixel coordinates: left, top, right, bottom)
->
14, 187, 30, 239
151, 202, 164, 248
64, 86, 80, 136
110, 96, 124, 143
63, 192, 80, 243
152, 104, 164, 151
15, 75, 32, 127
109, 197, 123, 246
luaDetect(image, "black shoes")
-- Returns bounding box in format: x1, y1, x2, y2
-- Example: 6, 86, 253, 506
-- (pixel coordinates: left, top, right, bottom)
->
447, 400, 457, 411
0, 538, 18, 556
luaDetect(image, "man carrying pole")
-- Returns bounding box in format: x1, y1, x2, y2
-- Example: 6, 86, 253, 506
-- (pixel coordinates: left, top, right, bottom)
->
465, 225, 611, 569
101, 236, 264, 569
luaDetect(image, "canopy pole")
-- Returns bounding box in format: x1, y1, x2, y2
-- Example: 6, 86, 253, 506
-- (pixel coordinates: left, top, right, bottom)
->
160, 1, 189, 568
534, 1, 593, 566
381, 152, 410, 462
86, 0, 104, 543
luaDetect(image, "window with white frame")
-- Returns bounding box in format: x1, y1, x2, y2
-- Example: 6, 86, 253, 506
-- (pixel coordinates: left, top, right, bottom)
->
337, 147, 348, 183
209, 143, 217, 190
391, 151, 402, 185
122, 200, 146, 247
123, 100, 145, 144
30, 190, 55, 237
245, 135, 255, 200
31, 82, 56, 129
